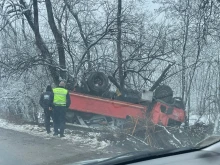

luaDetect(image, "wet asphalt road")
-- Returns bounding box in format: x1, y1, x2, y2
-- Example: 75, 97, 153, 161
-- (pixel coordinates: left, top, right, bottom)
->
0, 127, 126, 165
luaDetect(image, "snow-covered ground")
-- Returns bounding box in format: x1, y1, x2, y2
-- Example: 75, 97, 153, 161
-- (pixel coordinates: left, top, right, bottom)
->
189, 114, 210, 125
0, 118, 110, 150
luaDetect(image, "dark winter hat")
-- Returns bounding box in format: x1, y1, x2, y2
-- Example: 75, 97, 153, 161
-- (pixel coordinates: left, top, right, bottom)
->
59, 81, 66, 87
46, 85, 52, 92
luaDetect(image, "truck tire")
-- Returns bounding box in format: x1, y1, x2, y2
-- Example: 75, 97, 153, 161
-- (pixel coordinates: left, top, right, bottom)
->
154, 85, 173, 103
87, 72, 109, 94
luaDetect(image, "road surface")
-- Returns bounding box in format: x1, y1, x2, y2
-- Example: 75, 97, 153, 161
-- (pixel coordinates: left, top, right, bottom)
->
0, 127, 125, 165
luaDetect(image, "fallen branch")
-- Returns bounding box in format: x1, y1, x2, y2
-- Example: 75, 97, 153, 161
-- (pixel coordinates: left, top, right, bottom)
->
157, 125, 183, 146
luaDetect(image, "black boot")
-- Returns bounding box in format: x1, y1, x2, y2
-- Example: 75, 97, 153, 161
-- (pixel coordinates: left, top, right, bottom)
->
47, 130, 51, 134
60, 134, 65, 138
53, 132, 58, 136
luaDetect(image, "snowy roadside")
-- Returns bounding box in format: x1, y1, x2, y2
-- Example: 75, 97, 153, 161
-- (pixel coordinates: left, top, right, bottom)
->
0, 118, 111, 150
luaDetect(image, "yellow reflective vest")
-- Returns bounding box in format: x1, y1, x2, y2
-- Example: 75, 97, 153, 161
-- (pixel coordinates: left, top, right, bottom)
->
53, 87, 68, 106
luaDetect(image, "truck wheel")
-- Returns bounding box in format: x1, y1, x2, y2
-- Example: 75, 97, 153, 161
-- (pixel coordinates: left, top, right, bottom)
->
154, 85, 173, 103
87, 72, 109, 93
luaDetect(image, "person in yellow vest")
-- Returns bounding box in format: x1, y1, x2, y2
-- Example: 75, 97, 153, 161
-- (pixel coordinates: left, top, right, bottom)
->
52, 81, 71, 137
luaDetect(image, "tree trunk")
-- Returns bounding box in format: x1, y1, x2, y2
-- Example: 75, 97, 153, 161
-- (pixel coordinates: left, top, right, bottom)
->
214, 55, 220, 134
71, 13, 91, 70
64, 0, 91, 71
149, 64, 172, 91
182, 0, 190, 106
187, 91, 190, 126
45, 0, 66, 80
117, 0, 124, 89
20, 0, 59, 85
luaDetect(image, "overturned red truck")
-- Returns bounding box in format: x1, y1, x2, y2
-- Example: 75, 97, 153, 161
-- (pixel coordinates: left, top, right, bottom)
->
66, 72, 186, 128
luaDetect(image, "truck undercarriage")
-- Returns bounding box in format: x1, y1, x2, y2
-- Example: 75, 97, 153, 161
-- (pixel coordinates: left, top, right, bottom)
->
65, 72, 186, 131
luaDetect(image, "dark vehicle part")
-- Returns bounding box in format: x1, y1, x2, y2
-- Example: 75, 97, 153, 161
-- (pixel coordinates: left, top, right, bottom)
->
102, 91, 116, 99
66, 81, 75, 91
160, 105, 173, 115
87, 72, 109, 94
173, 97, 185, 109
154, 85, 173, 103
81, 79, 90, 93
86, 115, 108, 126
116, 89, 141, 104
168, 119, 182, 127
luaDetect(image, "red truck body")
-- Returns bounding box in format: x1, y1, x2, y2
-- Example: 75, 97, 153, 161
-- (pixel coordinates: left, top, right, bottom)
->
150, 102, 185, 126
69, 92, 185, 127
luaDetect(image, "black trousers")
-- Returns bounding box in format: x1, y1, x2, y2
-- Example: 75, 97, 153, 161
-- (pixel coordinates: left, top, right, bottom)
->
53, 106, 66, 135
44, 108, 52, 133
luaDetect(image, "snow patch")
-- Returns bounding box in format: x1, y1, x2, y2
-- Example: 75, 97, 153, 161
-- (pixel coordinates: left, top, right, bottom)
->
0, 118, 110, 150
189, 114, 209, 125
169, 140, 179, 148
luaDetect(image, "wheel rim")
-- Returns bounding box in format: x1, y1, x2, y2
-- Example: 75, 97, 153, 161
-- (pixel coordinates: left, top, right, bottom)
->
93, 77, 103, 87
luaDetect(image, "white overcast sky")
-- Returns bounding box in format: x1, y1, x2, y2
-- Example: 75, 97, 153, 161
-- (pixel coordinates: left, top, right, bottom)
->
148, 0, 160, 11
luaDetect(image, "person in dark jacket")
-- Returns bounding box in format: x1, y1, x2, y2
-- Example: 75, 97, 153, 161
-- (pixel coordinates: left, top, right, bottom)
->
52, 81, 71, 137
39, 85, 53, 134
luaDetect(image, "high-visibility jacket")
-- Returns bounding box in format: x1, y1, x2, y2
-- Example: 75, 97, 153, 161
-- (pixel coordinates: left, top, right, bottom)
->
53, 87, 68, 106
